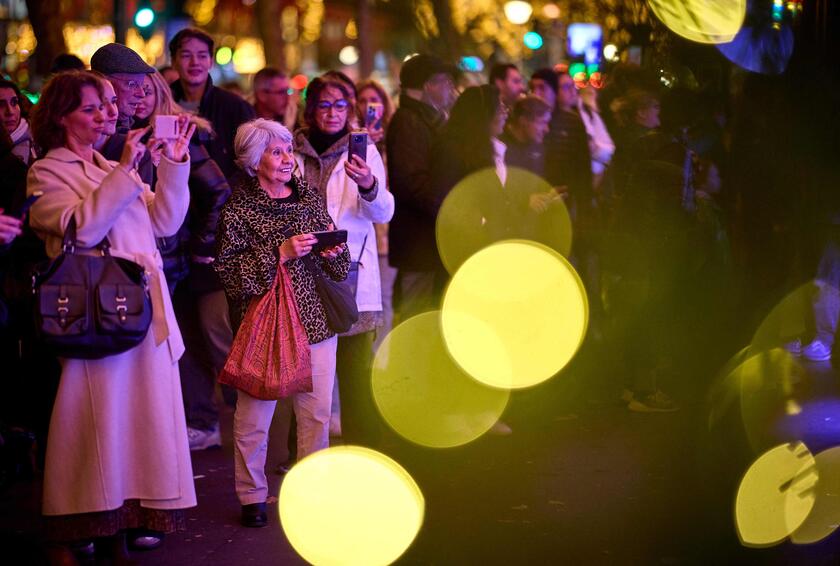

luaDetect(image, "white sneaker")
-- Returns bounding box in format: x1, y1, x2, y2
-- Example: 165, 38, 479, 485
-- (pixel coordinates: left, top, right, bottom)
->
187, 425, 221, 451
802, 340, 832, 362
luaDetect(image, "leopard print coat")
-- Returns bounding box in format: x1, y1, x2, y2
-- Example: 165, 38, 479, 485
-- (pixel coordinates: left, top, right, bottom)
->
214, 175, 350, 345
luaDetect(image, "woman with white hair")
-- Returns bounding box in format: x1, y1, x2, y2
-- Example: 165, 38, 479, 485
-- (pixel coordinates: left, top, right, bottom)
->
214, 118, 349, 529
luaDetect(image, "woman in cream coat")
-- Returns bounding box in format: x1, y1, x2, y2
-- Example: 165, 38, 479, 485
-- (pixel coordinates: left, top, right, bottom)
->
294, 75, 394, 447
27, 71, 196, 565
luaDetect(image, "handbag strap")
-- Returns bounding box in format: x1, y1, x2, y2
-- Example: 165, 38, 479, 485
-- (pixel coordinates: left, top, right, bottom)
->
355, 233, 368, 264
62, 215, 112, 256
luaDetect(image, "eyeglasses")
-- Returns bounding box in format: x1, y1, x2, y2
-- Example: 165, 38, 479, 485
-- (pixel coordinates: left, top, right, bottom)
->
316, 99, 349, 112
114, 78, 146, 93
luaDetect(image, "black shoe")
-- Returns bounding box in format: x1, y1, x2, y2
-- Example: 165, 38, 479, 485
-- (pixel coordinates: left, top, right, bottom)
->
126, 529, 163, 551
241, 503, 268, 528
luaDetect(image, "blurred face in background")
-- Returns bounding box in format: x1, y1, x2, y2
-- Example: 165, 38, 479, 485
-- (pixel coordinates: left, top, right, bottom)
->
134, 75, 155, 121
255, 76, 290, 118
173, 37, 212, 89
314, 86, 350, 135
557, 74, 578, 111
490, 102, 508, 138
529, 78, 556, 111
423, 72, 457, 114
520, 111, 551, 144
358, 87, 384, 127
100, 80, 120, 135
636, 100, 661, 129
0, 87, 21, 134
495, 68, 525, 107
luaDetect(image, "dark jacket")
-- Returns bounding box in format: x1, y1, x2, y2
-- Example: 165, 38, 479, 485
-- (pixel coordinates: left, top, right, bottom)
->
385, 95, 445, 271
171, 77, 256, 180
545, 108, 593, 206
500, 130, 546, 179
159, 141, 232, 292
99, 129, 154, 186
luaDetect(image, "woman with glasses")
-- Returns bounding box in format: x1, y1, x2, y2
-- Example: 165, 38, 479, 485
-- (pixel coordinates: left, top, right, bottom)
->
293, 76, 392, 447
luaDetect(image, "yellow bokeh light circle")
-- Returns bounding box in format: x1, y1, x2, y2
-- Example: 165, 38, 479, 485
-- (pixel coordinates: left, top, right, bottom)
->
441, 240, 587, 389
372, 312, 510, 448
436, 167, 572, 275
735, 442, 818, 547
648, 0, 746, 44
791, 446, 840, 545
279, 446, 424, 566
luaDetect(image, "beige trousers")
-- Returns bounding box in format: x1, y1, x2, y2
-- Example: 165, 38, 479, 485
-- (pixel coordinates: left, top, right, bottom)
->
233, 335, 337, 505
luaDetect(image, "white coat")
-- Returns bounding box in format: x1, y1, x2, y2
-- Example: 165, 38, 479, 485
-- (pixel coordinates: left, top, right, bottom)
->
294, 142, 394, 313
27, 147, 196, 516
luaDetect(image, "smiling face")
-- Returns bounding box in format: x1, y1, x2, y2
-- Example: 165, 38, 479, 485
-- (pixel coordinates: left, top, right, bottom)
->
314, 86, 350, 135
529, 78, 557, 111
173, 37, 212, 89
61, 85, 106, 147
0, 87, 21, 134
134, 75, 155, 121
109, 72, 147, 119
520, 112, 551, 144
257, 139, 295, 187
101, 80, 120, 135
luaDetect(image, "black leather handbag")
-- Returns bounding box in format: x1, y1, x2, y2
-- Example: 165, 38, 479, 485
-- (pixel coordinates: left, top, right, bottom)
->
300, 253, 358, 334
31, 217, 153, 359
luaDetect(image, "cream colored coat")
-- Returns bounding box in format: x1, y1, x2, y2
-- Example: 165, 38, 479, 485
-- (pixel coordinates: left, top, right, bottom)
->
27, 147, 197, 516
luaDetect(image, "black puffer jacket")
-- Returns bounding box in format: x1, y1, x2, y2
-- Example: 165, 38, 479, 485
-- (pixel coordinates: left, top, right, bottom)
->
158, 140, 231, 291
170, 77, 256, 180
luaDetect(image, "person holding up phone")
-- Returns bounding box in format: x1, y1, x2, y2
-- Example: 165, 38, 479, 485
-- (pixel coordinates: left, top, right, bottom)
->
26, 70, 196, 564
355, 79, 394, 152
293, 75, 393, 448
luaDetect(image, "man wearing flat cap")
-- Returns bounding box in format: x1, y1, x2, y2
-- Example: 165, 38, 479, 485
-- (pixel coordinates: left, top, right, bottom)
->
91, 42, 155, 133
386, 54, 458, 323
90, 43, 155, 184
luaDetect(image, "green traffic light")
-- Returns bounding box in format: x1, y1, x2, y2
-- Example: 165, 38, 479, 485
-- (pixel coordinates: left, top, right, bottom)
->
135, 7, 155, 28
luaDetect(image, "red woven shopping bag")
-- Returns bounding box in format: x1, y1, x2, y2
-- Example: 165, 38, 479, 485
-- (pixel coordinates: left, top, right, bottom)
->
219, 262, 312, 399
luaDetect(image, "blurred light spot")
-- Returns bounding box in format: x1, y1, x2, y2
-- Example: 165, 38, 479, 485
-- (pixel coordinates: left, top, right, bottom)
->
524, 31, 544, 50
736, 442, 818, 547
542, 3, 560, 19
280, 446, 423, 565
436, 167, 572, 274
504, 0, 533, 24
232, 38, 265, 74
603, 43, 619, 61
786, 399, 802, 416
291, 74, 309, 91
791, 446, 840, 544
647, 0, 746, 44
339, 45, 359, 66
215, 46, 232, 66
707, 346, 752, 430
372, 312, 510, 448
459, 56, 484, 72
441, 241, 587, 389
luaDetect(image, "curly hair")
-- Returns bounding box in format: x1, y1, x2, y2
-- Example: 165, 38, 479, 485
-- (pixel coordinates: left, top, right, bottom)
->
30, 71, 104, 151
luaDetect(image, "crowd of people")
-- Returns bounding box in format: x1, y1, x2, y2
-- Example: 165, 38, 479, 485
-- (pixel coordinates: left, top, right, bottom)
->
1, 24, 826, 565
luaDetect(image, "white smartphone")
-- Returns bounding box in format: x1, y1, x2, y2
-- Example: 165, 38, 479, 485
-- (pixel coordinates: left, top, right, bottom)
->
154, 115, 179, 139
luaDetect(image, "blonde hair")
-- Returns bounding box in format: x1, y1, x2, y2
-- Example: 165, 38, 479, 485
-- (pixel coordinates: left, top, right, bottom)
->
145, 71, 213, 133
234, 118, 293, 177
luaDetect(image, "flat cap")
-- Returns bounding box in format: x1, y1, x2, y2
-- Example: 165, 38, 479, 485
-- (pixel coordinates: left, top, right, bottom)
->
90, 43, 154, 75
399, 54, 456, 90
